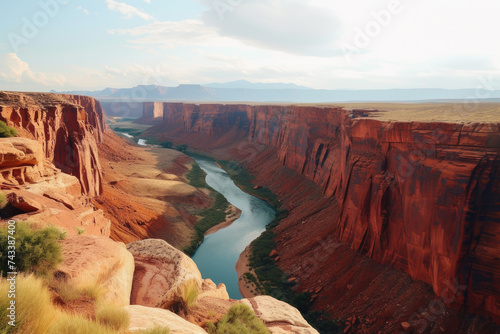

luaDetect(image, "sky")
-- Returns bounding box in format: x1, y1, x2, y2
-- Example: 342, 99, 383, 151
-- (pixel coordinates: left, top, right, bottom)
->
0, 0, 499, 92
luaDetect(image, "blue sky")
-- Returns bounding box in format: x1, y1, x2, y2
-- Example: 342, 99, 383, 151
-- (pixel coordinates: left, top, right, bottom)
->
0, 0, 499, 92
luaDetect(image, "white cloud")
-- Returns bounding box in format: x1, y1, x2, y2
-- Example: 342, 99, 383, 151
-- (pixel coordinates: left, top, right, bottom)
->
198, 0, 342, 56
0, 53, 66, 87
105, 0, 155, 21
108, 20, 238, 49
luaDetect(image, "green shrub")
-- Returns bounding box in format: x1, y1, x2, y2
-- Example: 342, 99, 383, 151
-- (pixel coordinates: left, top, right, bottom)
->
0, 274, 57, 334
0, 222, 65, 277
76, 227, 85, 235
183, 192, 229, 256
186, 163, 208, 189
217, 160, 279, 207
160, 141, 173, 148
95, 305, 130, 331
0, 192, 7, 209
207, 303, 269, 334
0, 121, 17, 138
175, 144, 188, 152
135, 326, 171, 334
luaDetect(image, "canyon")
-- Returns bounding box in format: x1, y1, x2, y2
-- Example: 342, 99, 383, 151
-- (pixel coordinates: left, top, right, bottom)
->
0, 92, 319, 334
131, 101, 500, 333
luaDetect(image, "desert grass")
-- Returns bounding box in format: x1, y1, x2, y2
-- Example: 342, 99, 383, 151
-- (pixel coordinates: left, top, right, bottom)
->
0, 191, 7, 209
134, 326, 171, 334
169, 279, 200, 316
95, 304, 130, 332
0, 274, 57, 334
51, 275, 106, 304
48, 313, 116, 334
181, 279, 199, 310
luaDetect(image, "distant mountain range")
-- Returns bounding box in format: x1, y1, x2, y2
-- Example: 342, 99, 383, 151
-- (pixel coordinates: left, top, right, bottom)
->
52, 80, 500, 103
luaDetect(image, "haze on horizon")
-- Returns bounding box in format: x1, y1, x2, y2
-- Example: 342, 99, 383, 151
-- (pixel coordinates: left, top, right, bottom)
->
0, 0, 499, 93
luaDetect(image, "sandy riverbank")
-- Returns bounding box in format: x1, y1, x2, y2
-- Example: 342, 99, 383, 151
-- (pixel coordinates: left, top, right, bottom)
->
235, 245, 259, 298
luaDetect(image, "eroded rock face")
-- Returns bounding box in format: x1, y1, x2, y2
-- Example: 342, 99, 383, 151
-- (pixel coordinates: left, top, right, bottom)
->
147, 102, 500, 322
137, 102, 164, 124
0, 92, 105, 196
126, 239, 202, 309
240, 296, 319, 334
54, 235, 134, 307
125, 305, 207, 334
0, 137, 48, 185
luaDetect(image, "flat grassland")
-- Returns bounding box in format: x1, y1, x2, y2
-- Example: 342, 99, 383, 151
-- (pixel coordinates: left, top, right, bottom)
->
334, 102, 500, 123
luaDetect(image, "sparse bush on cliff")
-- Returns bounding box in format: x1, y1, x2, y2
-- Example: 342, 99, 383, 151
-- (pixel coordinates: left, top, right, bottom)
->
0, 222, 65, 277
169, 279, 199, 316
96, 305, 130, 331
206, 303, 269, 334
0, 121, 17, 138
0, 274, 57, 334
0, 192, 7, 209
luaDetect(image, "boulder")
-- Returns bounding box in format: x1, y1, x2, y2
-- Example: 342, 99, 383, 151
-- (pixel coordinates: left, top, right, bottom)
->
198, 279, 229, 300
53, 235, 134, 307
126, 239, 202, 308
7, 192, 43, 212
125, 305, 206, 334
240, 296, 319, 334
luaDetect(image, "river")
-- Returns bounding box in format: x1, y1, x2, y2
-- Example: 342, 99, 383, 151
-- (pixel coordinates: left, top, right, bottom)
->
135, 137, 275, 298
190, 155, 276, 299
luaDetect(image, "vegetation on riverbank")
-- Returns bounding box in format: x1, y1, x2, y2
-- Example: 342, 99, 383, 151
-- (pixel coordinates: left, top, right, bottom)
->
217, 162, 343, 333
183, 162, 230, 256
216, 161, 279, 208
248, 212, 343, 334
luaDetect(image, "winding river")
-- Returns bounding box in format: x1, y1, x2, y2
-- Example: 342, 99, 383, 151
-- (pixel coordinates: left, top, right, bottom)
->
135, 137, 275, 299
190, 154, 276, 299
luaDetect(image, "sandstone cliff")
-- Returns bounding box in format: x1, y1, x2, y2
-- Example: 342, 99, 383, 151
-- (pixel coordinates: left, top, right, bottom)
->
143, 102, 500, 325
0, 92, 105, 196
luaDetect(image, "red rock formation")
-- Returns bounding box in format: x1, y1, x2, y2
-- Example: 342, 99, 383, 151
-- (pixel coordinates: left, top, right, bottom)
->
137, 102, 165, 124
146, 102, 500, 324
0, 92, 105, 196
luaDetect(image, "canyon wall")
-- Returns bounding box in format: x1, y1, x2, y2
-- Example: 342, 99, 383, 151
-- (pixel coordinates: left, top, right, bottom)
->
0, 92, 105, 196
148, 102, 500, 322
142, 102, 164, 121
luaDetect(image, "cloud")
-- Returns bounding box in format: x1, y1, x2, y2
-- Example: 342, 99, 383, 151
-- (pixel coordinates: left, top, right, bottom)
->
77, 6, 89, 15
105, 0, 155, 21
0, 53, 66, 87
108, 20, 233, 49
198, 0, 342, 56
